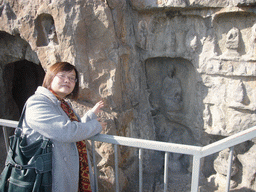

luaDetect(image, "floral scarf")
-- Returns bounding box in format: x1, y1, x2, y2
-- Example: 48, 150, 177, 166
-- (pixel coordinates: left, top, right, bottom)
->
50, 90, 92, 192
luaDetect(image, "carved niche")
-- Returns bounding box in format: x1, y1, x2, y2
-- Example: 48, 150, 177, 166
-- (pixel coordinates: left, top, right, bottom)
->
35, 13, 59, 47
145, 57, 198, 173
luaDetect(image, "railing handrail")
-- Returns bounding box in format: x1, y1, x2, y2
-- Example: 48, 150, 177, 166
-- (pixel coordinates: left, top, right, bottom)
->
201, 125, 256, 157
0, 119, 18, 128
1, 118, 255, 158
90, 134, 202, 155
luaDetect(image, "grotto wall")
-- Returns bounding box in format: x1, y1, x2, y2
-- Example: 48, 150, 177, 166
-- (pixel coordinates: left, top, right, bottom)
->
0, 0, 256, 191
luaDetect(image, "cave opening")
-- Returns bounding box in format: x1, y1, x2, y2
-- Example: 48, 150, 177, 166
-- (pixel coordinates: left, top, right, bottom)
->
4, 60, 45, 116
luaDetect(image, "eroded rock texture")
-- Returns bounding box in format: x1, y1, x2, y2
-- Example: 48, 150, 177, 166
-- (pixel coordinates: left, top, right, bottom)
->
0, 0, 256, 191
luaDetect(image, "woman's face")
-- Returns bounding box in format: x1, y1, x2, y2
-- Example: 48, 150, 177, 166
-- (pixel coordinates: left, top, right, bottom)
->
51, 69, 77, 99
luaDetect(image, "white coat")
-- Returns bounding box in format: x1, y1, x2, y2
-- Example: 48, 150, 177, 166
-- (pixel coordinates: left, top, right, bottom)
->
22, 86, 102, 192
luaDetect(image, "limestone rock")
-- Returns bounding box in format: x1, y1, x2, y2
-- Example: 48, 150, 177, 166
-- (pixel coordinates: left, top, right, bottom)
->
0, 0, 256, 191
237, 144, 256, 190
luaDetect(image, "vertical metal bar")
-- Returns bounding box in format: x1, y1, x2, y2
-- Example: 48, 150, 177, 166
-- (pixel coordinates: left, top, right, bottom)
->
92, 141, 98, 192
2, 126, 9, 153
139, 148, 143, 192
164, 152, 169, 192
114, 144, 119, 192
191, 155, 201, 192
225, 147, 234, 192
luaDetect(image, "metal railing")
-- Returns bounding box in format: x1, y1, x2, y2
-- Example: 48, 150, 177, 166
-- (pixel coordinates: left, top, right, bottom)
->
1, 118, 256, 192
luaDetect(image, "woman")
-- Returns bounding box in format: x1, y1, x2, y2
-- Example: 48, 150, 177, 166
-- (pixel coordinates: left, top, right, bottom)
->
22, 62, 106, 192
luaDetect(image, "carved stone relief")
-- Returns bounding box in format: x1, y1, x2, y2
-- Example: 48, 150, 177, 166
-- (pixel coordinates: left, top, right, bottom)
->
146, 57, 198, 174
161, 65, 183, 112
145, 15, 204, 57
200, 16, 256, 135
145, 57, 197, 123
220, 27, 240, 59
138, 20, 148, 50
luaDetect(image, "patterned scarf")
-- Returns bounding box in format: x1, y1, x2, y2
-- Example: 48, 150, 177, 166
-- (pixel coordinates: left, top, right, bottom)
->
50, 90, 92, 192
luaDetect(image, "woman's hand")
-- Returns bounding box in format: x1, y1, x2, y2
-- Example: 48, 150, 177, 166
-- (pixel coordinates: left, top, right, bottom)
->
92, 100, 104, 115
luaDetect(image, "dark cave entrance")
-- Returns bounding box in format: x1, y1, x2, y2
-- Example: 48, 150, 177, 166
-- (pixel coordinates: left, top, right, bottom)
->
4, 60, 45, 116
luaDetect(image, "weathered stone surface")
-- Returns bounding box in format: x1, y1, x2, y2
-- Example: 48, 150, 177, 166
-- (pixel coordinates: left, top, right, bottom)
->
0, 0, 256, 191
129, 0, 256, 10
237, 144, 256, 190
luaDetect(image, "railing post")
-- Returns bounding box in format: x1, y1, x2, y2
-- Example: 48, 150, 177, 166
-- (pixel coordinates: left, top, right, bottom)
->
2, 126, 9, 153
191, 155, 201, 192
226, 147, 234, 192
114, 144, 119, 192
139, 148, 143, 192
92, 141, 98, 192
164, 152, 169, 192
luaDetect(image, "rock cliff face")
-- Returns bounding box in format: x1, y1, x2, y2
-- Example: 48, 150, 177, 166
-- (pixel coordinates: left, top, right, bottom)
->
0, 0, 256, 191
